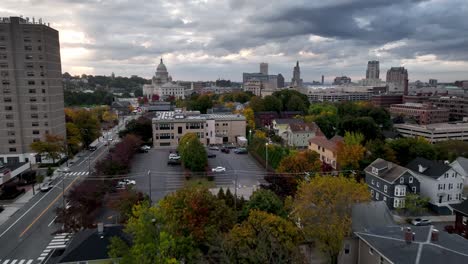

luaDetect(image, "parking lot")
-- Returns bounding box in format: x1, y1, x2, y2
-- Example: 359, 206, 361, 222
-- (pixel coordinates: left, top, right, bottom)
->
130, 148, 266, 202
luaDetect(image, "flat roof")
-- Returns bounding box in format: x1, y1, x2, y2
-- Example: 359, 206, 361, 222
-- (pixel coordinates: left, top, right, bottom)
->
153, 111, 245, 122
395, 122, 468, 130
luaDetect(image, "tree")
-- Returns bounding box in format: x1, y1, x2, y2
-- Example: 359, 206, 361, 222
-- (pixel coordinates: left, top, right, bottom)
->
119, 116, 153, 142
102, 110, 118, 123
66, 123, 82, 154
313, 115, 337, 139
272, 89, 309, 111
249, 96, 265, 112
242, 107, 255, 129
277, 150, 322, 174
404, 193, 430, 216
285, 94, 307, 113
241, 189, 287, 220
109, 188, 147, 223
337, 132, 366, 170
224, 210, 303, 263
388, 137, 437, 165
72, 109, 101, 146
338, 116, 381, 141
30, 134, 64, 164
177, 133, 207, 172
108, 202, 179, 263
158, 187, 236, 260
365, 139, 397, 164
263, 95, 282, 113
434, 140, 468, 161
293, 176, 370, 264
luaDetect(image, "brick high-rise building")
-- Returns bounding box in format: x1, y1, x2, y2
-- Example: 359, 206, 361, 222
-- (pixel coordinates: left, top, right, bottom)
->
366, 60, 380, 80
0, 17, 65, 164
386, 67, 408, 95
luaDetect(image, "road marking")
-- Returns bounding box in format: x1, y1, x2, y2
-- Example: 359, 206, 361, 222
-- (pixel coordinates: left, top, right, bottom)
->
19, 176, 81, 238
2, 260, 9, 264
26, 261, 32, 264
18, 260, 25, 264
46, 245, 66, 249
47, 216, 57, 227
10, 260, 16, 264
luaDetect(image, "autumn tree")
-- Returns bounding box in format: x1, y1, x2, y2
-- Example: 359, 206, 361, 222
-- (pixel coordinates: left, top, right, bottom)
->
177, 133, 207, 172
240, 189, 287, 220
242, 107, 255, 129
224, 210, 303, 263
337, 131, 366, 171
293, 176, 370, 264
72, 109, 101, 146
66, 123, 82, 154
109, 188, 147, 223
30, 134, 65, 164
277, 150, 322, 174
119, 116, 153, 142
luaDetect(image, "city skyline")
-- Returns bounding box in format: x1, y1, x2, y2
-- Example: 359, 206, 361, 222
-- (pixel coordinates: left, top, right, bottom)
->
1, 0, 467, 82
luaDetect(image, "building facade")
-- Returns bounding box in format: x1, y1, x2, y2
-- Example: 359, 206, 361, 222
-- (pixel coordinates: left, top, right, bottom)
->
285, 122, 323, 148
371, 94, 403, 108
386, 67, 408, 94
260, 62, 268, 75
291, 61, 303, 88
389, 103, 450, 125
333, 76, 352, 85
305, 92, 371, 103
277, 73, 285, 88
394, 122, 468, 143
152, 109, 246, 148
364, 159, 420, 209
143, 59, 186, 101
429, 96, 468, 121
308, 135, 343, 169
366, 60, 380, 80
0, 16, 66, 164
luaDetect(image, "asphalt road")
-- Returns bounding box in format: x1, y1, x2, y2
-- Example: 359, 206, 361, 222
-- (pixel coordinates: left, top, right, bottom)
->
0, 116, 134, 264
131, 148, 267, 203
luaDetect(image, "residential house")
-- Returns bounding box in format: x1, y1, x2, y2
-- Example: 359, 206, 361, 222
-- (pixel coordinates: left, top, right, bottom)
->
285, 122, 323, 148
364, 159, 420, 209
254, 111, 302, 128
308, 135, 343, 169
111, 100, 131, 115
352, 225, 468, 264
406, 157, 464, 214
452, 199, 468, 238
272, 118, 303, 142
58, 225, 130, 264
450, 156, 468, 186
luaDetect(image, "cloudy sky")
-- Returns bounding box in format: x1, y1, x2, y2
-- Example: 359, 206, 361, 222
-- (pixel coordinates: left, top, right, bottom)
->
1, 0, 467, 82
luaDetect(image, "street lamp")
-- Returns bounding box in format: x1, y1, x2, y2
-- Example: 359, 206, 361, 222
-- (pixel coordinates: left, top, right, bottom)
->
265, 142, 269, 172
249, 129, 252, 145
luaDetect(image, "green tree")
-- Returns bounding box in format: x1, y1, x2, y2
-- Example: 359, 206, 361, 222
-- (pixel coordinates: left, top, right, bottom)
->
66, 123, 82, 154
272, 89, 309, 111
286, 94, 307, 112
365, 140, 397, 164
404, 193, 430, 216
249, 96, 265, 112
388, 137, 437, 165
119, 116, 153, 142
73, 109, 101, 146
263, 95, 283, 113
241, 189, 287, 220
177, 133, 208, 172
224, 210, 303, 263
434, 140, 468, 161
293, 176, 370, 264
30, 134, 64, 164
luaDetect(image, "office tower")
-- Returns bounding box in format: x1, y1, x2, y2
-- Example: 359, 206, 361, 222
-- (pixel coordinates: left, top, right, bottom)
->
333, 76, 352, 85
366, 60, 380, 79
0, 16, 65, 164
277, 74, 285, 88
260, 62, 268, 75
291, 61, 303, 88
321, 75, 324, 85
386, 67, 408, 95
429, 79, 438, 86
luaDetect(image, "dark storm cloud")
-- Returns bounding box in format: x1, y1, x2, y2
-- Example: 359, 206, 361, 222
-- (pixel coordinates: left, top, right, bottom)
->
1, 0, 467, 81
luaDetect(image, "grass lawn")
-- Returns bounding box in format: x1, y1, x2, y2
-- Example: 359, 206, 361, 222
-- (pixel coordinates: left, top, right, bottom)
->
185, 177, 216, 189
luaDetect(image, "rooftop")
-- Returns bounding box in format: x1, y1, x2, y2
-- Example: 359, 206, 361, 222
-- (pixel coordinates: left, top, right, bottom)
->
153, 110, 245, 122
365, 158, 410, 183
394, 122, 468, 130
452, 199, 468, 215
273, 118, 303, 125
356, 225, 468, 264
289, 122, 323, 134
308, 135, 343, 152
406, 157, 451, 179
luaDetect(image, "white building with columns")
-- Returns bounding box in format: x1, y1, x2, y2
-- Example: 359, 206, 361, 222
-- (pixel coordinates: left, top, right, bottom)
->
143, 58, 186, 100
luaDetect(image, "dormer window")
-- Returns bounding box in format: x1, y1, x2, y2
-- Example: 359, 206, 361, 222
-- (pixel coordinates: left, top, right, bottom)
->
400, 177, 404, 184
372, 167, 379, 175
409, 177, 413, 183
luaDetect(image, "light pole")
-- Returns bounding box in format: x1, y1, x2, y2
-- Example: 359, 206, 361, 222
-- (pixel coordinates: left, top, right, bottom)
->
265, 142, 269, 172
249, 129, 252, 145
147, 170, 152, 203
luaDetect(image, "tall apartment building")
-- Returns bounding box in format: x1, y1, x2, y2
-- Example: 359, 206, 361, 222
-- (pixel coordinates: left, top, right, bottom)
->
366, 60, 380, 79
386, 67, 408, 95
277, 73, 285, 88
0, 17, 65, 164
260, 62, 268, 75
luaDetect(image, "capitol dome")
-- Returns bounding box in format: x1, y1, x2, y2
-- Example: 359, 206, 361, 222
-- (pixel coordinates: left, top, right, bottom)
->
157, 58, 167, 72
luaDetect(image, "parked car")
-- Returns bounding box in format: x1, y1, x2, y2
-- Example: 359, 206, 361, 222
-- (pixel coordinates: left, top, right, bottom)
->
209, 146, 220, 151
207, 153, 216, 158
411, 218, 432, 226
169, 153, 180, 160
40, 181, 53, 192
117, 179, 136, 189
221, 147, 230, 153
168, 159, 181, 165
234, 148, 248, 154
141, 145, 151, 150
212, 166, 226, 172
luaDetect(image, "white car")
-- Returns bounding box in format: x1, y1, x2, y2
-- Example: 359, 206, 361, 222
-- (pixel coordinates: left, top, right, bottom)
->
117, 179, 136, 187
212, 166, 226, 172
209, 146, 220, 151
40, 181, 53, 192
411, 218, 432, 226
141, 145, 151, 150
169, 153, 180, 160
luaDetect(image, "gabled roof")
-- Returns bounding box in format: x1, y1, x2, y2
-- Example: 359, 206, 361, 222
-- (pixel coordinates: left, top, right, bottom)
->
452, 157, 468, 174
365, 158, 410, 183
406, 157, 451, 179
351, 201, 395, 232
355, 226, 468, 264
289, 122, 323, 136
272, 118, 303, 125
59, 225, 130, 263
309, 135, 342, 152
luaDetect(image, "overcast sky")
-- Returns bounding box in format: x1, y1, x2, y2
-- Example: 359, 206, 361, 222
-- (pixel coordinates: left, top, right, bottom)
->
1, 0, 467, 82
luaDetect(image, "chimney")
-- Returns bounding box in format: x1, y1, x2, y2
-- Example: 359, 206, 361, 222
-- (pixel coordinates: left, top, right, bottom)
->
404, 227, 413, 244
431, 229, 439, 242
97, 222, 104, 236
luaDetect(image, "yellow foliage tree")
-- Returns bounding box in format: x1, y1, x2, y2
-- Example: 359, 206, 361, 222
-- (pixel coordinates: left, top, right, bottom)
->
243, 107, 255, 129
277, 150, 322, 174
293, 176, 370, 264
337, 131, 366, 170
102, 111, 118, 123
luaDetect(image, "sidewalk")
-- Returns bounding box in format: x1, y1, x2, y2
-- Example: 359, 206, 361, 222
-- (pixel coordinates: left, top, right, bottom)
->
0, 185, 40, 226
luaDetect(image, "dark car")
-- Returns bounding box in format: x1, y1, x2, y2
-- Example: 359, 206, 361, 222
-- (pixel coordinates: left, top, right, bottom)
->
221, 147, 230, 153
207, 153, 216, 158
167, 159, 181, 165
234, 148, 248, 154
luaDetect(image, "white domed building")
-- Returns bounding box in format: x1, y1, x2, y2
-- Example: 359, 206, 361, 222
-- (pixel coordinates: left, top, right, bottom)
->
143, 58, 186, 100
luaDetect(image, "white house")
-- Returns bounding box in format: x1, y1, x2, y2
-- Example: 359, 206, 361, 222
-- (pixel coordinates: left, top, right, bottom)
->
285, 122, 324, 148
450, 157, 468, 186
406, 157, 464, 214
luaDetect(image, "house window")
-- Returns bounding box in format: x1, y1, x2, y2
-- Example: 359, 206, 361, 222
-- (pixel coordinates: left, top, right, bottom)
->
449, 183, 453, 190
383, 196, 387, 201
7, 131, 15, 136
28, 80, 35, 85
409, 176, 413, 183
412, 186, 417, 193
3, 97, 11, 102
8, 139, 15, 144
448, 194, 452, 201
400, 177, 404, 184
384, 185, 387, 193
344, 243, 350, 254
380, 257, 385, 264
445, 173, 449, 178
9, 148, 16, 152
376, 192, 380, 200
376, 182, 380, 188
5, 106, 12, 110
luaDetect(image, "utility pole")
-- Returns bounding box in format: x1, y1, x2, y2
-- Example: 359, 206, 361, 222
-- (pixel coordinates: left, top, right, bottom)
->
148, 170, 152, 203
234, 171, 238, 210
265, 142, 269, 172
62, 172, 65, 210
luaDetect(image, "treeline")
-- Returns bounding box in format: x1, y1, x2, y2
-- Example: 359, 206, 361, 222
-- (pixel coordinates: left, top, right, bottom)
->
64, 89, 114, 106
63, 73, 150, 90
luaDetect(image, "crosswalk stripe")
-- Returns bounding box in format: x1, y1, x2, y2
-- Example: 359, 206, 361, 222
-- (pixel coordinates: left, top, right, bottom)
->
46, 245, 67, 249
37, 257, 44, 261
52, 238, 68, 242
2, 260, 9, 264
40, 253, 48, 257
18, 260, 25, 264
49, 242, 66, 246
10, 260, 16, 264
26, 261, 32, 264
43, 249, 51, 253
